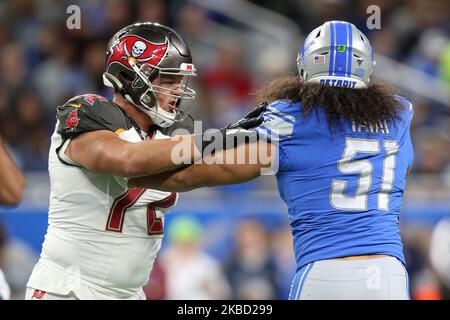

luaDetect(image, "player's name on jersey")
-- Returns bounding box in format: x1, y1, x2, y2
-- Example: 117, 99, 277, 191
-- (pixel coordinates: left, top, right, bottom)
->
351, 120, 390, 135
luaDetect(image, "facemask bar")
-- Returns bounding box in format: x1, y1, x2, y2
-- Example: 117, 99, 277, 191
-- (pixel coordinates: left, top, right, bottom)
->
128, 58, 197, 125
150, 65, 197, 101
151, 78, 196, 101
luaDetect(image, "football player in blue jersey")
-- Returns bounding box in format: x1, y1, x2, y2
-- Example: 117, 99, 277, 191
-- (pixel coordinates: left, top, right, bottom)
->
129, 21, 414, 300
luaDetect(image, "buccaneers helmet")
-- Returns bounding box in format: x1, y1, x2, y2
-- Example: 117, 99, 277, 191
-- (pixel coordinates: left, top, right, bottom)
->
103, 22, 197, 128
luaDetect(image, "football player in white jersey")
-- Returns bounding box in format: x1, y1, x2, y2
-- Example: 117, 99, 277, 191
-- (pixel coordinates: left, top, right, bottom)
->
26, 22, 264, 300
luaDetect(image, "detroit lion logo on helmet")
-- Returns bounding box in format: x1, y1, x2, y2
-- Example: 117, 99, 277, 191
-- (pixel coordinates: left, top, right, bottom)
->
107, 35, 168, 70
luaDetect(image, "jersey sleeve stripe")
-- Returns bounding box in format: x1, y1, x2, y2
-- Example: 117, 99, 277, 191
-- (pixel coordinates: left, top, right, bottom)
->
267, 107, 296, 124
256, 126, 290, 143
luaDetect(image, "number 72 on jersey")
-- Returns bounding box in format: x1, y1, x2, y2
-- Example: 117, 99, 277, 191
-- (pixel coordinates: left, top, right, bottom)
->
106, 188, 177, 235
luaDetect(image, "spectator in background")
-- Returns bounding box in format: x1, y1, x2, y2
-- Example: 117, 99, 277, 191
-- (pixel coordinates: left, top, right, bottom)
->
406, 29, 449, 78
254, 46, 293, 88
32, 38, 93, 114
411, 266, 443, 300
137, 0, 170, 26
104, 0, 133, 36
440, 43, 450, 84
0, 44, 27, 92
173, 3, 220, 127
0, 90, 21, 150
271, 225, 297, 300
402, 227, 443, 300
429, 217, 450, 299
82, 40, 111, 95
224, 220, 278, 300
200, 41, 254, 127
143, 257, 167, 300
160, 216, 231, 300
412, 129, 449, 175
370, 28, 399, 59
14, 90, 51, 171
175, 3, 219, 71
17, 127, 49, 172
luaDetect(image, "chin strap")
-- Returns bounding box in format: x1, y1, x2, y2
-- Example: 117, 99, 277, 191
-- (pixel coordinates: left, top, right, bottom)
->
120, 87, 130, 100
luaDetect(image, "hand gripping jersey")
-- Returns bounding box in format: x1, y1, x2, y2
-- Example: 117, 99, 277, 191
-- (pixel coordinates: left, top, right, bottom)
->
255, 96, 414, 271
27, 94, 191, 299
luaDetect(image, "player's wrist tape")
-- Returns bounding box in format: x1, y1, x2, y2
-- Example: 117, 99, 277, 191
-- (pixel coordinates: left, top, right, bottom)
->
195, 128, 259, 156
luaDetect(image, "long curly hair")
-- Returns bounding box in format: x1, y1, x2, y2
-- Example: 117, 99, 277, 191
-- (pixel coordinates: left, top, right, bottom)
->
253, 75, 402, 130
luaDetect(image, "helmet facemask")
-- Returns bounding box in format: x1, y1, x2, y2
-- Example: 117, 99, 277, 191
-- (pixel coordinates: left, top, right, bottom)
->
128, 58, 197, 128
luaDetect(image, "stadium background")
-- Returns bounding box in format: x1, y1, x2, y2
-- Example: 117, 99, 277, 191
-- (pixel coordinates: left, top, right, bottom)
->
0, 0, 449, 300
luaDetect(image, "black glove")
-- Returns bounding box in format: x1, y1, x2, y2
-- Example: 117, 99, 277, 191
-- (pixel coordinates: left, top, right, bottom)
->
197, 102, 268, 155
224, 102, 268, 130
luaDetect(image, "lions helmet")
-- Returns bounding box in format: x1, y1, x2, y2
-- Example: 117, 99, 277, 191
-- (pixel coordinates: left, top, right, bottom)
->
103, 22, 197, 128
297, 21, 375, 89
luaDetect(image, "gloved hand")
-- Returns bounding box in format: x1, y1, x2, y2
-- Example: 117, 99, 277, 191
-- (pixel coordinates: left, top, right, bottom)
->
223, 102, 268, 130
198, 102, 268, 154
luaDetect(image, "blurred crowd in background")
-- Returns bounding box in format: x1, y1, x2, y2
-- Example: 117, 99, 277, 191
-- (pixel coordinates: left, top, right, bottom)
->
0, 0, 449, 300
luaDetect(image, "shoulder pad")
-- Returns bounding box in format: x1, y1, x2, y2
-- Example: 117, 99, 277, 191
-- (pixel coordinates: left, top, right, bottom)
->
395, 95, 414, 113
56, 94, 130, 140
394, 95, 414, 125
254, 100, 296, 142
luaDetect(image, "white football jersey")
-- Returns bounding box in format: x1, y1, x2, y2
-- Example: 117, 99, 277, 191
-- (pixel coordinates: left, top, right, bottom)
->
27, 95, 179, 299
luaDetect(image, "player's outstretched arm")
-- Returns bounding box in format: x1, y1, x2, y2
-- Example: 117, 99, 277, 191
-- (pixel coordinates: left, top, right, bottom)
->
66, 130, 201, 177
59, 97, 268, 178
0, 135, 25, 205
128, 140, 276, 191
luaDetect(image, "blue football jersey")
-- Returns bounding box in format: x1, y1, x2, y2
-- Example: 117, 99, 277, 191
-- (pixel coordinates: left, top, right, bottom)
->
255, 96, 414, 270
